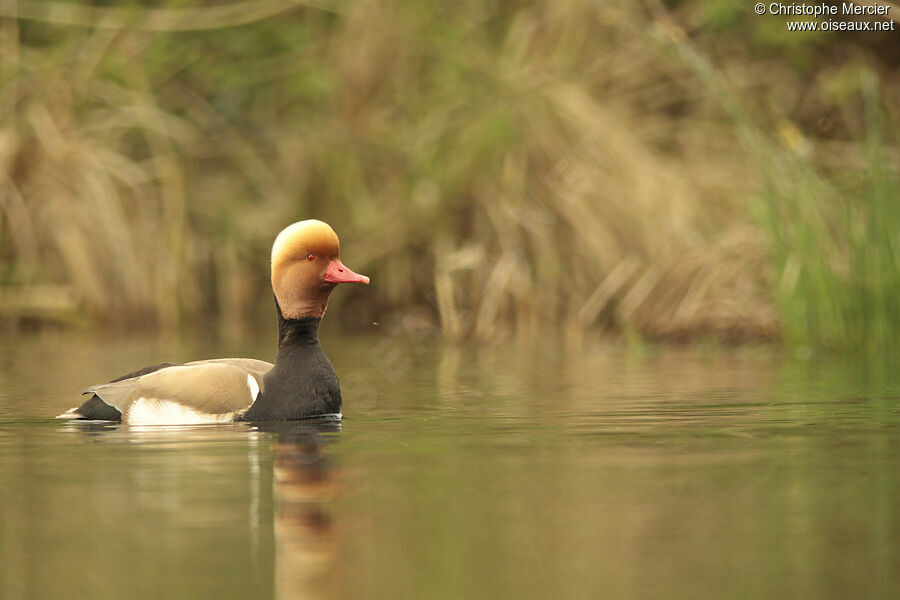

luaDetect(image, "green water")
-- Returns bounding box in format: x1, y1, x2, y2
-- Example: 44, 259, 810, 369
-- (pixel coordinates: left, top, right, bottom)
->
1, 332, 898, 599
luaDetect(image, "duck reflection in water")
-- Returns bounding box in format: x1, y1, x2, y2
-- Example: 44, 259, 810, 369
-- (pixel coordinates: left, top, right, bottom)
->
59, 418, 342, 600
257, 420, 341, 600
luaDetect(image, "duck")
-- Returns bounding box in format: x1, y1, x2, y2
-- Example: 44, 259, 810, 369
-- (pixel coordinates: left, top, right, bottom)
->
56, 219, 369, 425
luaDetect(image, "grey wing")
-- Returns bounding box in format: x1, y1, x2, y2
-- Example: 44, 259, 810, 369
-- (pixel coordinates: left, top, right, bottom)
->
82, 360, 273, 422
185, 358, 273, 380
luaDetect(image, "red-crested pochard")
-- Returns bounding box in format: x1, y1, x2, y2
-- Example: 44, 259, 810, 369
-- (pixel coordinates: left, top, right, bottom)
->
57, 220, 369, 425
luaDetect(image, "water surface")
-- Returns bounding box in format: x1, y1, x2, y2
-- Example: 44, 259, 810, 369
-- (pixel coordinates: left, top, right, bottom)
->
1, 332, 898, 599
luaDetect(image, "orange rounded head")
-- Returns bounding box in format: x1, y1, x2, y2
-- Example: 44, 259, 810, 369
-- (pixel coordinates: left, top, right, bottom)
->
270, 220, 369, 319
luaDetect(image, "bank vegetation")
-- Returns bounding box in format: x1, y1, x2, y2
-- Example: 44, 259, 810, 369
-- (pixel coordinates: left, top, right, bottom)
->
0, 0, 897, 353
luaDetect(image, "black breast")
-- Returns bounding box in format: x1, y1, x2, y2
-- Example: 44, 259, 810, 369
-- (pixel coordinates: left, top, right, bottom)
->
238, 315, 341, 421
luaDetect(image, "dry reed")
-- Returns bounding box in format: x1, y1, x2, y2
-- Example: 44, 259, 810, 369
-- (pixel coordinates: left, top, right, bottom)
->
0, 0, 896, 348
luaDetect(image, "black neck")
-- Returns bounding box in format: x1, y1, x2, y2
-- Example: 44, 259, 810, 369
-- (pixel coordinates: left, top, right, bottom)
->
275, 303, 321, 354
240, 300, 341, 421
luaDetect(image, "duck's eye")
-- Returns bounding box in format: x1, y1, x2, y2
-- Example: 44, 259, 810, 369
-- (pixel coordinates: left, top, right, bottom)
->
306, 253, 315, 261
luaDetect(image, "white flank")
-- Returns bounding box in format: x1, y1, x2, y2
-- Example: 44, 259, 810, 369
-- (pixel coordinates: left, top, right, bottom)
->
56, 407, 83, 419
247, 374, 260, 402
127, 397, 237, 426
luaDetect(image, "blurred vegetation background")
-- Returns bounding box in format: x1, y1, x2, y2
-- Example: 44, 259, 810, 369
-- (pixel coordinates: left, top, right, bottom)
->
0, 0, 897, 352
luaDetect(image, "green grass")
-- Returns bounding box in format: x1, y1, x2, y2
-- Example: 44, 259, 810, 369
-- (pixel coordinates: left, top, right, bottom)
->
651, 10, 899, 355
758, 79, 899, 354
